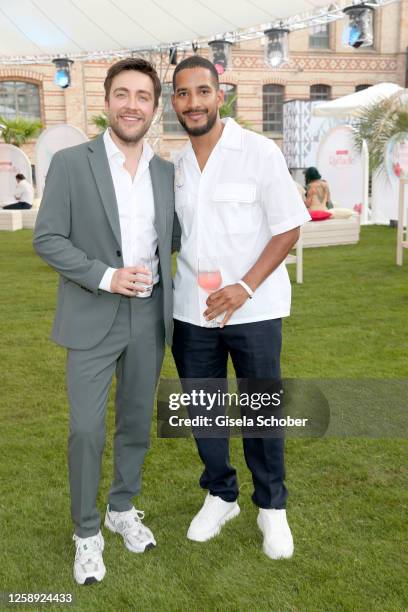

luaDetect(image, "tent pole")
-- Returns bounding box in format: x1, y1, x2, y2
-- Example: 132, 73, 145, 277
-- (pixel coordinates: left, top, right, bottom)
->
362, 139, 370, 225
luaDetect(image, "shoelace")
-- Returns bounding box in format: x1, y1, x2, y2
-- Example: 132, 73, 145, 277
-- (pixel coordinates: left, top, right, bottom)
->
121, 510, 146, 537
108, 509, 148, 542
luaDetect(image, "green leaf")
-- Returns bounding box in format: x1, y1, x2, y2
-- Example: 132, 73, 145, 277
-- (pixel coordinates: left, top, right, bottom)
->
352, 90, 408, 175
0, 116, 42, 147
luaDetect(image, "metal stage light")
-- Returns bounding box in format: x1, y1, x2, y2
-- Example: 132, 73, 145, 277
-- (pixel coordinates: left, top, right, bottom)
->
208, 39, 232, 75
52, 58, 74, 89
264, 28, 289, 68
342, 3, 374, 48
169, 47, 178, 65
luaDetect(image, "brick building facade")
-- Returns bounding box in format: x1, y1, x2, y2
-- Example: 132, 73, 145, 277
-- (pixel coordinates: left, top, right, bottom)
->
1, 0, 407, 169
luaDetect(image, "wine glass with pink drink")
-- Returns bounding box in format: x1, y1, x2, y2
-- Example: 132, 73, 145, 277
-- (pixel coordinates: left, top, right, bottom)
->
198, 257, 223, 328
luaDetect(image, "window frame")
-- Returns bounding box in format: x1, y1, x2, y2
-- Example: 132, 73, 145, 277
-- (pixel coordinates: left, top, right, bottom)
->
263, 84, 285, 134
310, 84, 332, 102
161, 82, 185, 135
309, 22, 331, 50
219, 83, 237, 118
0, 79, 42, 122
355, 84, 372, 92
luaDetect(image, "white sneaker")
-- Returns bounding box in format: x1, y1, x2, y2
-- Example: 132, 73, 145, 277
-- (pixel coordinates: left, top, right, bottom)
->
257, 508, 294, 559
187, 493, 240, 542
104, 506, 156, 553
72, 531, 105, 585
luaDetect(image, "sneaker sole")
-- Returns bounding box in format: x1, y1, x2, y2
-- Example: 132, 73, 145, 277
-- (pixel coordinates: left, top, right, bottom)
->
187, 504, 240, 542
257, 514, 294, 560
104, 514, 156, 553
74, 568, 106, 586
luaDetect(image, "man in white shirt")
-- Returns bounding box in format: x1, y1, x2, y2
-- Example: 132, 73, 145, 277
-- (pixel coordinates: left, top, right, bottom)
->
2, 173, 34, 209
34, 58, 175, 585
171, 56, 310, 560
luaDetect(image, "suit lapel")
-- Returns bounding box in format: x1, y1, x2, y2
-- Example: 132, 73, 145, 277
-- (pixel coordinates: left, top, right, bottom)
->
149, 154, 167, 240
87, 135, 122, 248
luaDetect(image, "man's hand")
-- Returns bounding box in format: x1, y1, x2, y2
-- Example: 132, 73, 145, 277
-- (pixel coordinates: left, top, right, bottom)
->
110, 266, 152, 297
204, 283, 249, 327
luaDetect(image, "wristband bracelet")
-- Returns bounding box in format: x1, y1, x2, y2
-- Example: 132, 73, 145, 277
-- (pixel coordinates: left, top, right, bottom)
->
238, 280, 254, 299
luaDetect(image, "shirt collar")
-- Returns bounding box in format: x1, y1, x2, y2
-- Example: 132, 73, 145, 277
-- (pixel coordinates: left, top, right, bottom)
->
103, 128, 154, 165
174, 117, 243, 164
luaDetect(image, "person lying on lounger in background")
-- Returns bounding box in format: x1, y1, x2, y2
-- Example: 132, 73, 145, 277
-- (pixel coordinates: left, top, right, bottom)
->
304, 167, 333, 211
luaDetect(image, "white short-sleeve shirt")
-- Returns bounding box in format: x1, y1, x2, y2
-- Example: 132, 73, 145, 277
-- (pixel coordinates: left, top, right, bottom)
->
173, 118, 310, 327
15, 179, 34, 205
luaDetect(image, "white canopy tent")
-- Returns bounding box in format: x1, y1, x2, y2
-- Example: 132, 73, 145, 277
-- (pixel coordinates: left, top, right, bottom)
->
0, 0, 340, 62
312, 83, 404, 224
312, 82, 403, 118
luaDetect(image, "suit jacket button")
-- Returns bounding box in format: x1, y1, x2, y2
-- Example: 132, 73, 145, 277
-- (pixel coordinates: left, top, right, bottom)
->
116, 250, 121, 257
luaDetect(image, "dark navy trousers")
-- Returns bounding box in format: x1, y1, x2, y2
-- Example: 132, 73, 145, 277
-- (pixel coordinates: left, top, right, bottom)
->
172, 318, 288, 509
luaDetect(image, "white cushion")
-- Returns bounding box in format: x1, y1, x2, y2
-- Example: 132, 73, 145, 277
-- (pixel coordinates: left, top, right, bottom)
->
330, 207, 354, 219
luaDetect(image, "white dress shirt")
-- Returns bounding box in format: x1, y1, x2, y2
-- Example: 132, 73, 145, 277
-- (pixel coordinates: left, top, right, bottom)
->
15, 179, 34, 204
173, 118, 311, 327
99, 129, 159, 292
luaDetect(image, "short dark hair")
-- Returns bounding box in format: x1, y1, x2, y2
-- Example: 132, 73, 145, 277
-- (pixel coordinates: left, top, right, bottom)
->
172, 56, 219, 91
16, 173, 25, 181
104, 57, 161, 107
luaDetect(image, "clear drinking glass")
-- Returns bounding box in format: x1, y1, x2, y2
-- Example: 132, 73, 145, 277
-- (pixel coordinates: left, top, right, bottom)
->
132, 251, 153, 298
197, 257, 223, 327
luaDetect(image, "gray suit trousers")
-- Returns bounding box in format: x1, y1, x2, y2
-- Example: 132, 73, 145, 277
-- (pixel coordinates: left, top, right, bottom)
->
67, 285, 164, 537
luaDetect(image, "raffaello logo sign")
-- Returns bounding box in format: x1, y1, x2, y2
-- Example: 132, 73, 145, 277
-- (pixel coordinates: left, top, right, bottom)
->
317, 125, 365, 209
329, 148, 356, 167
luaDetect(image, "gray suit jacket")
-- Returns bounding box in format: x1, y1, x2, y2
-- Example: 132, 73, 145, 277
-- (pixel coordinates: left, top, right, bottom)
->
33, 135, 175, 350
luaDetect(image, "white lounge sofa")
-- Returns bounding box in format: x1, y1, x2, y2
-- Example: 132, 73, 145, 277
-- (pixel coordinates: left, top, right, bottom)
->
287, 215, 360, 283
0, 210, 23, 231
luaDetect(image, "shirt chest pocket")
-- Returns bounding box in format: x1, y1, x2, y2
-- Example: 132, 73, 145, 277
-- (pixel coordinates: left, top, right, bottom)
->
213, 183, 258, 235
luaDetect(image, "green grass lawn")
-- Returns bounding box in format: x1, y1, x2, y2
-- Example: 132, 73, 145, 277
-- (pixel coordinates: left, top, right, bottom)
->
0, 226, 407, 611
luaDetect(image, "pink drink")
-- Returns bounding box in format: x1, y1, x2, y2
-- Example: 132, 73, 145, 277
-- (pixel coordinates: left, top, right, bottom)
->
198, 271, 222, 293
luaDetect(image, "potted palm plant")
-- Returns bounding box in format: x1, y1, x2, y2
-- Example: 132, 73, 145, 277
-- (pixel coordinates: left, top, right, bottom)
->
353, 90, 408, 176
0, 116, 42, 147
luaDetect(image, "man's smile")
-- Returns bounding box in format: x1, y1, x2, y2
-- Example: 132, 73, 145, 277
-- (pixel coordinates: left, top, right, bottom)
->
184, 109, 208, 121
119, 114, 143, 124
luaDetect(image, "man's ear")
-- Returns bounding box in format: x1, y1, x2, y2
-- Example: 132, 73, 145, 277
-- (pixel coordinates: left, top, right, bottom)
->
171, 93, 176, 110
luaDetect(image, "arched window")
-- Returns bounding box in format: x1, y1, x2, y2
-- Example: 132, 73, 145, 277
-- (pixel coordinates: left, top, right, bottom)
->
355, 84, 371, 92
0, 80, 41, 120
161, 82, 184, 134
220, 83, 237, 117
310, 84, 331, 101
263, 84, 284, 133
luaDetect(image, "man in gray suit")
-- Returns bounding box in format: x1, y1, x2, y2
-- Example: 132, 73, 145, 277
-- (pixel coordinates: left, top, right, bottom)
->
33, 58, 174, 585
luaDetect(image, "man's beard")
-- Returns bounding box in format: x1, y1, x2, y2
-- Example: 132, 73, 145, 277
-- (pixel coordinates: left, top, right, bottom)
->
177, 107, 218, 137
109, 114, 151, 144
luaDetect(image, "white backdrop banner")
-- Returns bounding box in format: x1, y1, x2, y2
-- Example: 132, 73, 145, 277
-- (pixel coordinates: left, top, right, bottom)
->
316, 125, 365, 211
283, 100, 348, 169
372, 133, 408, 223
0, 144, 32, 205
35, 125, 88, 195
